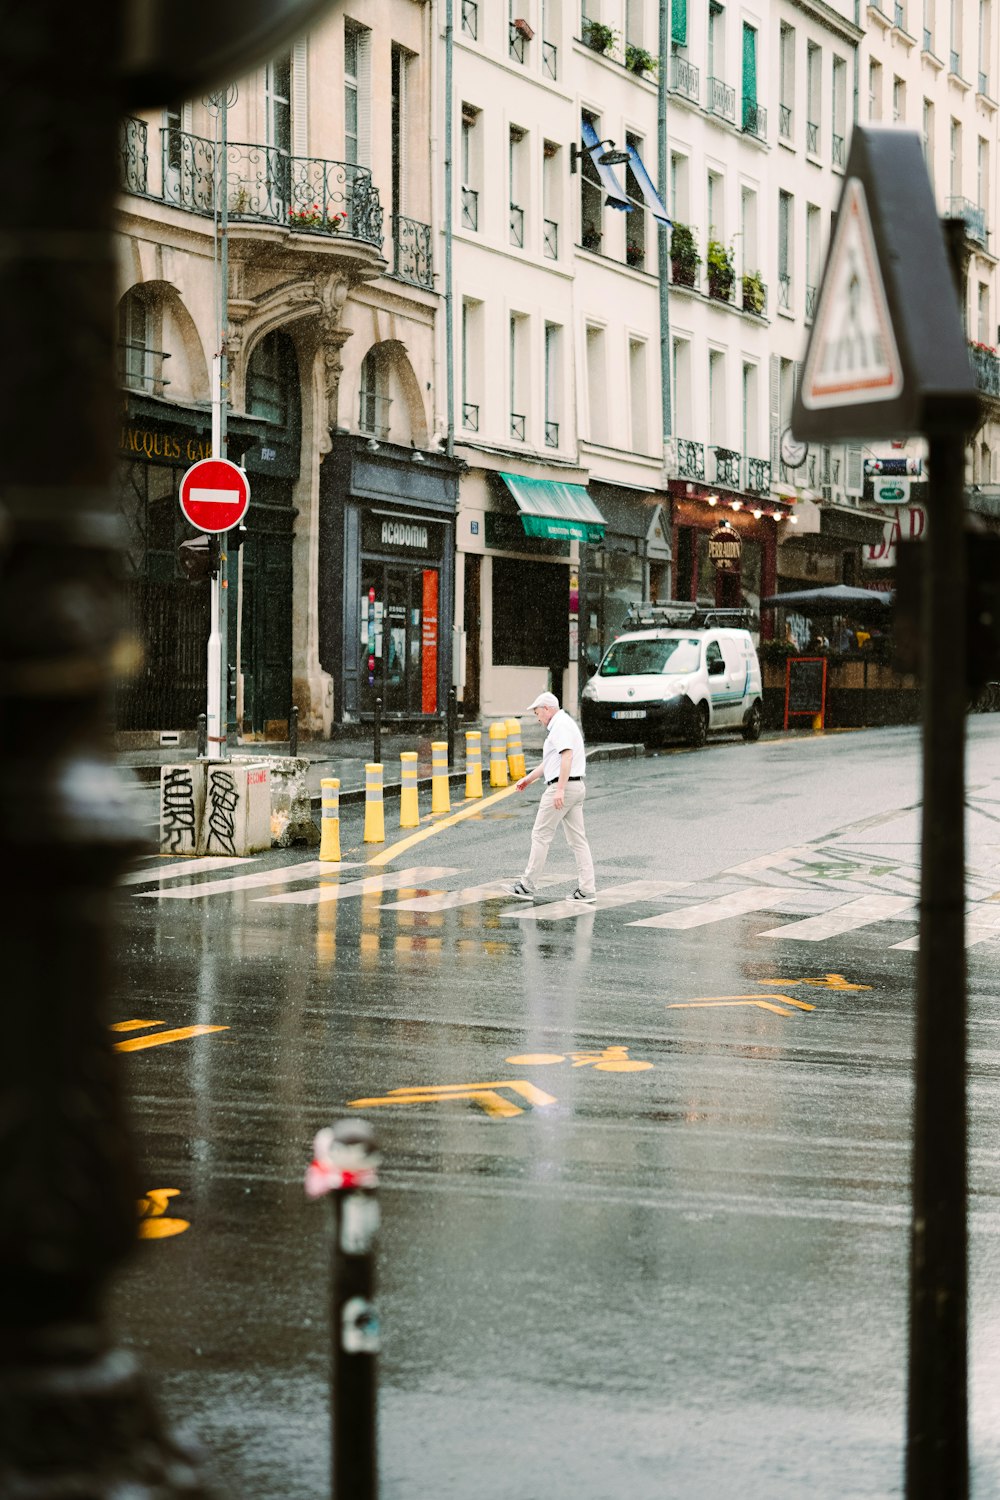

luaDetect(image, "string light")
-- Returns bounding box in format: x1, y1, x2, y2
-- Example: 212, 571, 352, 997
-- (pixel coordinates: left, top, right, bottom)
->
731, 499, 741, 511
752, 508, 762, 519
707, 494, 718, 506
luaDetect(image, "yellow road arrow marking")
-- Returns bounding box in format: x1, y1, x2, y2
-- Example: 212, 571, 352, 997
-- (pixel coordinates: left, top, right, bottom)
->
114, 1024, 229, 1052
349, 1079, 556, 1117
137, 1187, 190, 1239
667, 993, 816, 1017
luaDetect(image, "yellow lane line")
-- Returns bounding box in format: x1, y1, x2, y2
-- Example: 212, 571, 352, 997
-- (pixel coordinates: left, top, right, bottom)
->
111, 1019, 164, 1032
114, 1024, 229, 1052
366, 783, 521, 866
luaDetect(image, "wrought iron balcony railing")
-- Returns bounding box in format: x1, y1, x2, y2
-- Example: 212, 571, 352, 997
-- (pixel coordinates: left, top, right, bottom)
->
779, 103, 792, 139
971, 344, 1000, 398
359, 391, 392, 439
742, 101, 767, 140
676, 438, 706, 481
120, 116, 148, 196
832, 132, 845, 166
670, 55, 700, 104
980, 71, 990, 96
117, 341, 170, 392
707, 76, 736, 124
509, 23, 527, 63
510, 412, 526, 442
805, 284, 817, 320
713, 447, 741, 487
806, 119, 819, 153
542, 40, 558, 79
894, 1, 904, 26
160, 131, 383, 247
462, 0, 478, 39
778, 273, 792, 310
509, 203, 525, 248
545, 420, 559, 448
461, 185, 478, 231
950, 49, 960, 74
745, 457, 771, 495
543, 218, 559, 259
462, 401, 480, 431
923, 27, 932, 50
392, 215, 433, 289
948, 196, 988, 246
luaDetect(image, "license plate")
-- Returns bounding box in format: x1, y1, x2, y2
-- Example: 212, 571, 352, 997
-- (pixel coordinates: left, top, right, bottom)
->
612, 709, 646, 720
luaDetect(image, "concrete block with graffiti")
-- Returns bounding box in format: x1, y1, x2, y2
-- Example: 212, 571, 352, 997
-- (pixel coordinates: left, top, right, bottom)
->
159, 761, 272, 857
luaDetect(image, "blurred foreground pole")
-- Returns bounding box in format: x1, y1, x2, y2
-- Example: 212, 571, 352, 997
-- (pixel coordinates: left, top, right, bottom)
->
0, 2, 212, 1492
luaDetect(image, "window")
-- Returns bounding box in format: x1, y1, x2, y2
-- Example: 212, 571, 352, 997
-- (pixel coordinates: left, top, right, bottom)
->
708, 2, 725, 83
670, 151, 690, 221
979, 136, 990, 218
545, 323, 561, 448
625, 132, 646, 269
673, 338, 692, 439
869, 60, 883, 121
461, 298, 482, 430
629, 339, 648, 452
981, 0, 993, 92
893, 75, 906, 123
586, 325, 609, 445
626, 0, 644, 47
117, 289, 154, 392
247, 330, 301, 433
741, 185, 759, 277
831, 56, 847, 165
951, 0, 961, 72
742, 23, 758, 132
778, 190, 793, 310
779, 24, 795, 139
806, 203, 821, 320
343, 29, 359, 162
924, 0, 933, 51
543, 141, 560, 258
951, 117, 962, 197
580, 110, 603, 252
509, 125, 527, 248
359, 347, 391, 438
742, 362, 758, 467
923, 98, 935, 180
266, 53, 292, 159
492, 558, 567, 669
461, 104, 481, 230
390, 44, 408, 220
978, 282, 991, 344
709, 349, 726, 447
806, 44, 821, 153
510, 313, 529, 441
707, 169, 724, 245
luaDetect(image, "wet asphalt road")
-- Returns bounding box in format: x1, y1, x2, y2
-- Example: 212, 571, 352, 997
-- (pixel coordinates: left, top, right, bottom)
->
109, 721, 1000, 1499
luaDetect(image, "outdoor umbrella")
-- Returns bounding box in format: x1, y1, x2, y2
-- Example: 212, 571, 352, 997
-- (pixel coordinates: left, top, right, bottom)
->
760, 583, 894, 623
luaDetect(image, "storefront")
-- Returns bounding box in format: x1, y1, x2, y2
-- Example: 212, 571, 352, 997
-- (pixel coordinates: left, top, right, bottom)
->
669, 485, 785, 622
319, 435, 460, 724
580, 481, 672, 672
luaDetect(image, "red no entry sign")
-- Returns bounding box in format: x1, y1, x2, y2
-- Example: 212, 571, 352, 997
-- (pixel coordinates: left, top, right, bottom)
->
178, 457, 251, 533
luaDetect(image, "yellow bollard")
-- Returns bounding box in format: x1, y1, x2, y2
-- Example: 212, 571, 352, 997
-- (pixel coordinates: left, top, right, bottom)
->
399, 751, 419, 828
431, 741, 451, 814
505, 718, 526, 780
319, 777, 342, 862
363, 762, 385, 843
489, 721, 509, 787
465, 730, 483, 799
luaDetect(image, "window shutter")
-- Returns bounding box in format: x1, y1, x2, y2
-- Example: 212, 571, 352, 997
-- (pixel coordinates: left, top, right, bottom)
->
356, 29, 372, 169
845, 443, 863, 495
672, 0, 687, 48
292, 38, 308, 157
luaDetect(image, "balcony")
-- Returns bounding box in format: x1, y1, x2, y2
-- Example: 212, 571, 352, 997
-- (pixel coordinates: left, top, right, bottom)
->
509, 203, 525, 248
948, 196, 988, 247
670, 55, 700, 104
970, 342, 1000, 398
745, 457, 772, 495
676, 439, 706, 481
461, 185, 479, 231
392, 215, 433, 290
707, 76, 736, 125
160, 131, 383, 250
120, 116, 148, 196
742, 100, 767, 141
543, 218, 559, 259
713, 447, 741, 487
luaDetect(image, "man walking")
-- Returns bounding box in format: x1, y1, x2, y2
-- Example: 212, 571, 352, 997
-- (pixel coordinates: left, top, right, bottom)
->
506, 691, 597, 902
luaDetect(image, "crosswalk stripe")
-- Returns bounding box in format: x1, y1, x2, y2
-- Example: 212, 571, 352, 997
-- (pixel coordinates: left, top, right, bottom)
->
721, 847, 813, 876
255, 865, 461, 907
628, 885, 798, 931
891, 905, 1000, 952
135, 859, 361, 900
383, 874, 568, 912
759, 893, 915, 941
121, 855, 254, 886
506, 880, 691, 922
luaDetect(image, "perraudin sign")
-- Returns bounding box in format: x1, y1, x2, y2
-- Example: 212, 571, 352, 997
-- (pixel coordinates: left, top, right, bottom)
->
178, 457, 250, 534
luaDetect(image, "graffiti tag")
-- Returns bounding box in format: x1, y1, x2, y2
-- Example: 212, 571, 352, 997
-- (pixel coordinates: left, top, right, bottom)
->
161, 768, 198, 855
205, 768, 239, 855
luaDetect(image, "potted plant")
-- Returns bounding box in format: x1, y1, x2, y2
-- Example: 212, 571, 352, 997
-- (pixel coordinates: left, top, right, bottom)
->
582, 19, 617, 55
669, 222, 700, 287
706, 237, 735, 301
626, 242, 645, 268
513, 17, 534, 39
741, 269, 766, 315
625, 43, 657, 75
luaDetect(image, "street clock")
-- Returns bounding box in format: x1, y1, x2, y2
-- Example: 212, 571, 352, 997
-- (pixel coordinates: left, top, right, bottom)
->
780, 427, 809, 469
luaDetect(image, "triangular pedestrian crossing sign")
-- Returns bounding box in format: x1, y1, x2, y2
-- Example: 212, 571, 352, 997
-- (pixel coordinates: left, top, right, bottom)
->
800, 176, 904, 411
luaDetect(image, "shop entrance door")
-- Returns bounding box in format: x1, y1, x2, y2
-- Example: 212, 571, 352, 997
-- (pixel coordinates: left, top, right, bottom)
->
360, 563, 440, 716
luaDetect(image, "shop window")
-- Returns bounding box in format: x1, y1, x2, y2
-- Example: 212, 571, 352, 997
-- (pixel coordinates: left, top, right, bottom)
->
492, 557, 568, 667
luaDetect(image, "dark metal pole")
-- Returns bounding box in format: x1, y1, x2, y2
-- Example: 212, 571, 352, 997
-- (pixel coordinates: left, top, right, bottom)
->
446, 684, 457, 764
906, 427, 969, 1498
373, 696, 382, 765
290, 703, 299, 757
305, 1121, 380, 1500
0, 2, 213, 1492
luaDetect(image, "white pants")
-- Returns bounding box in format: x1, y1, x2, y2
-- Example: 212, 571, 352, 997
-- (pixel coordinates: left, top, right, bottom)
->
522, 782, 596, 895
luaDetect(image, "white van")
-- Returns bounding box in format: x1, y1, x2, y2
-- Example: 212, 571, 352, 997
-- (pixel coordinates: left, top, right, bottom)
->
581, 605, 763, 749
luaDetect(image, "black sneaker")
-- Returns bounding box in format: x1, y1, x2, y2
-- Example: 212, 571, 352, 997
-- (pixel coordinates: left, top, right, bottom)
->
504, 880, 534, 900
571, 888, 597, 902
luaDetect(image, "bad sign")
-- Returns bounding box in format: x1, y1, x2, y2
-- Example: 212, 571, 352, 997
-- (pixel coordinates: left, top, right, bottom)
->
792, 127, 981, 442
179, 457, 251, 534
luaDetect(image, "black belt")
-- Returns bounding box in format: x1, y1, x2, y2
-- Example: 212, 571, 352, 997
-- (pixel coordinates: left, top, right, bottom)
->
547, 776, 582, 784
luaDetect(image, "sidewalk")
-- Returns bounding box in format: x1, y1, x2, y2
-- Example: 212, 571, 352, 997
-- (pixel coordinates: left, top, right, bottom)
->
115, 719, 647, 805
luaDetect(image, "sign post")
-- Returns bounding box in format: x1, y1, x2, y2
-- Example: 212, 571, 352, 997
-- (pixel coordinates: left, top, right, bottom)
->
179, 456, 250, 759
792, 127, 983, 1499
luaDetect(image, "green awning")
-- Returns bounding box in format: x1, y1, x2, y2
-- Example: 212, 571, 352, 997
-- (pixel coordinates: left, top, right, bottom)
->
499, 472, 607, 544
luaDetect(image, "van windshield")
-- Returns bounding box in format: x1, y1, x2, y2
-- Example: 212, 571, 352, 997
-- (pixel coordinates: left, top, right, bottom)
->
599, 637, 701, 677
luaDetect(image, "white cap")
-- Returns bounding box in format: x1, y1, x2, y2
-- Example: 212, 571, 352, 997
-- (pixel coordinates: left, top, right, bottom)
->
526, 691, 559, 711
